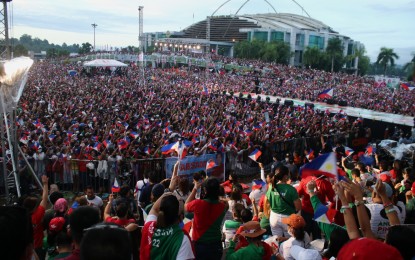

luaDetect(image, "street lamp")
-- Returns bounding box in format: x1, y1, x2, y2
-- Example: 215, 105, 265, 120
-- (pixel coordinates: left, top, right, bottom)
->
91, 23, 98, 52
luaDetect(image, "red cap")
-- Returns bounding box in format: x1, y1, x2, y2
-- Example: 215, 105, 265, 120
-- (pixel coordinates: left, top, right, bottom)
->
337, 238, 402, 260
379, 172, 391, 183
411, 182, 415, 195
49, 217, 65, 232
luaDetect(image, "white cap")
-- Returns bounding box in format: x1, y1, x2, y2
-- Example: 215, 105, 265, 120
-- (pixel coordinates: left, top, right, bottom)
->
290, 245, 322, 260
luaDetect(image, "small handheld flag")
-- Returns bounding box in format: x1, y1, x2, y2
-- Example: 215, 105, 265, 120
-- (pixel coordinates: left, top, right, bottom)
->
248, 149, 262, 162
344, 146, 354, 157
112, 178, 120, 193
313, 204, 337, 224
318, 88, 333, 99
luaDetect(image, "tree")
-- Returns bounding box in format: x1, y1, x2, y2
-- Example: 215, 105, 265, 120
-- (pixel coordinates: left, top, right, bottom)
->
303, 46, 322, 69
79, 42, 93, 54
402, 52, 415, 81
358, 55, 370, 76
14, 44, 28, 57
376, 47, 399, 75
46, 48, 58, 59
326, 37, 344, 72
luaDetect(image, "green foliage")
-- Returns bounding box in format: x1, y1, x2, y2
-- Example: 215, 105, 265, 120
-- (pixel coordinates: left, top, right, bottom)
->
358, 55, 370, 76
79, 42, 93, 54
402, 52, 415, 81
376, 47, 399, 75
234, 40, 291, 65
14, 44, 28, 57
326, 38, 345, 72
11, 34, 80, 59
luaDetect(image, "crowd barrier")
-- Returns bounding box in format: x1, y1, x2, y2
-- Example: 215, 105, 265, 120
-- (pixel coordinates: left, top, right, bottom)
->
0, 133, 356, 198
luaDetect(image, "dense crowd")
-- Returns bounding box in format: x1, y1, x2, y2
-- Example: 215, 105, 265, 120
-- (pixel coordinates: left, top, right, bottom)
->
1, 57, 415, 260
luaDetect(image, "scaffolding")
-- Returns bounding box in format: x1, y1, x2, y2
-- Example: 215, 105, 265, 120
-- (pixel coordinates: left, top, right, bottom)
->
0, 0, 12, 60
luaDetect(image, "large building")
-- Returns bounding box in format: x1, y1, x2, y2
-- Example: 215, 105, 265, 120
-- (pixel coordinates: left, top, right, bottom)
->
144, 13, 362, 67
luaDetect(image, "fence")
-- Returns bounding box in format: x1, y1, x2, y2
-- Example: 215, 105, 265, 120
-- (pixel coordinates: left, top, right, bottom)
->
0, 133, 348, 196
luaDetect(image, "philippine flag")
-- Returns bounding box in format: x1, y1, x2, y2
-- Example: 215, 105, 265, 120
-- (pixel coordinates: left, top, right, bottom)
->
93, 142, 101, 152
103, 139, 111, 148
300, 152, 338, 180
117, 139, 129, 150
318, 88, 334, 99
401, 83, 415, 91
202, 85, 209, 95
365, 145, 376, 156
313, 204, 337, 224
111, 178, 120, 193
206, 159, 217, 170
48, 134, 56, 142
248, 149, 262, 162
144, 146, 150, 155
306, 149, 314, 160
344, 146, 354, 157
252, 179, 266, 190
130, 131, 139, 139
165, 126, 172, 134
20, 135, 29, 145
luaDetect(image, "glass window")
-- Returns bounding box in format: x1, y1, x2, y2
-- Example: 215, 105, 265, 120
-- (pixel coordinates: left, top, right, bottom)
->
295, 34, 304, 47
308, 35, 324, 50
270, 31, 284, 42
253, 32, 268, 41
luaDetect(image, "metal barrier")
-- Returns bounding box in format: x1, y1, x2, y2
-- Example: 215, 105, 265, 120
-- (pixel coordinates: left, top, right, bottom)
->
1, 133, 347, 196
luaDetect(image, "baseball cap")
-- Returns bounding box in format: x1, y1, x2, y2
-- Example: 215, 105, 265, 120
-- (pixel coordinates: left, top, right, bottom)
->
337, 238, 402, 260
282, 214, 306, 229
290, 245, 322, 260
49, 217, 66, 232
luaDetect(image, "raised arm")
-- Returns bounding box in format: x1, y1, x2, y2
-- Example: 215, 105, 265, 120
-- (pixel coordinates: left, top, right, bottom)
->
168, 161, 180, 192
258, 162, 266, 183
342, 181, 376, 239
334, 183, 360, 240
104, 194, 114, 220
40, 175, 49, 209
376, 180, 400, 226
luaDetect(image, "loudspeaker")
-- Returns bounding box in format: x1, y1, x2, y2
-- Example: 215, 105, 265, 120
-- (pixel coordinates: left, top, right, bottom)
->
305, 102, 314, 109
284, 100, 294, 107
338, 100, 348, 106
326, 99, 336, 105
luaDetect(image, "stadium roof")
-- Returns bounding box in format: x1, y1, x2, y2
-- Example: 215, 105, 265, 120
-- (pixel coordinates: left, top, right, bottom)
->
181, 13, 338, 43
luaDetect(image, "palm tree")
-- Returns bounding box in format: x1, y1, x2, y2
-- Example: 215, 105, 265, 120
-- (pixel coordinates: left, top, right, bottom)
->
402, 52, 415, 81
326, 38, 344, 72
376, 47, 399, 75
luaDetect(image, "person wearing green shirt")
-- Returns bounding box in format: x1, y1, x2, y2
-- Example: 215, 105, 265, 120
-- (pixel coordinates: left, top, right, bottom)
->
265, 165, 301, 237
226, 221, 272, 260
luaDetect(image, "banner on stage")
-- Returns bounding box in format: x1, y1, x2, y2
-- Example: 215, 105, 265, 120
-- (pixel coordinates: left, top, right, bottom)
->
165, 153, 226, 182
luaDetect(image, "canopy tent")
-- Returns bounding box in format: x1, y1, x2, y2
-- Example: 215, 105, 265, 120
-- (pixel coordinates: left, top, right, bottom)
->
83, 59, 127, 67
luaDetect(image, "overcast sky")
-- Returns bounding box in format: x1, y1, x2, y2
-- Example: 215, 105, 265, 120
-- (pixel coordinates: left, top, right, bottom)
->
11, 0, 415, 64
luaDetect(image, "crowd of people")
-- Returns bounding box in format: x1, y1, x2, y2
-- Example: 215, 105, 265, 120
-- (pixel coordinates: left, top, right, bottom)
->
1, 56, 415, 259
12, 58, 413, 194
2, 145, 415, 259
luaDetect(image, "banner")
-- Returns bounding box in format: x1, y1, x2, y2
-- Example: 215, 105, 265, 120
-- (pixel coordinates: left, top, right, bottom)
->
165, 153, 226, 181
374, 76, 400, 89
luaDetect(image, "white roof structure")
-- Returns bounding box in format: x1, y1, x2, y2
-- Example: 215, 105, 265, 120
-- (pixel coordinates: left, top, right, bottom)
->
83, 59, 127, 67
239, 13, 337, 33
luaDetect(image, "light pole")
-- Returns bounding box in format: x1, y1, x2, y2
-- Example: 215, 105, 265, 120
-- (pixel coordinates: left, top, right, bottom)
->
91, 23, 97, 52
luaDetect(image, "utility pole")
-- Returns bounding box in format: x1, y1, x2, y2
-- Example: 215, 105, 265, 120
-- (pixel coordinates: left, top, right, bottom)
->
91, 23, 97, 52
138, 6, 144, 52
0, 0, 12, 60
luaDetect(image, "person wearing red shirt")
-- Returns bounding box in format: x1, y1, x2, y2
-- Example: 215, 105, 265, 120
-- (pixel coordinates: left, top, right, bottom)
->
104, 194, 135, 227
22, 175, 49, 260
297, 175, 335, 239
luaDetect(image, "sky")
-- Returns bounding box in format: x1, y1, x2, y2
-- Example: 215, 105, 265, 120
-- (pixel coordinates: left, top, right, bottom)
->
10, 0, 415, 65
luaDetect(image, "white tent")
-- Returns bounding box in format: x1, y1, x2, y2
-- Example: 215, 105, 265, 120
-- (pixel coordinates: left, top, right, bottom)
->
83, 59, 127, 67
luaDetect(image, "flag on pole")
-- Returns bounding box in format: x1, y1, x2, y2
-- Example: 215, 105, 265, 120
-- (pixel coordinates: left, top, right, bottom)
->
306, 149, 314, 160
300, 152, 338, 179
130, 131, 139, 139
248, 149, 262, 162
344, 147, 355, 157
103, 139, 111, 148
318, 88, 334, 99
112, 178, 120, 193
401, 83, 415, 91
48, 134, 56, 142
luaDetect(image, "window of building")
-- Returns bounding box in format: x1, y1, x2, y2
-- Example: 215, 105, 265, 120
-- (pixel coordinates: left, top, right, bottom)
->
253, 32, 268, 41
295, 34, 304, 47
308, 35, 324, 50
270, 31, 284, 42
